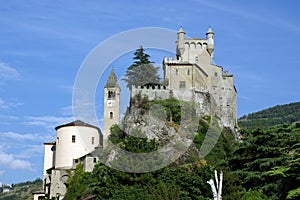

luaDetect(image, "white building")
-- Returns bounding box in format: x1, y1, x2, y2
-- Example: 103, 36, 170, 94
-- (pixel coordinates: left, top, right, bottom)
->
42, 120, 102, 200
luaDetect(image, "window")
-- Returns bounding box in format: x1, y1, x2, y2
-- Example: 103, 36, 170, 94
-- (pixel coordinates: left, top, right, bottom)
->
110, 112, 113, 119
214, 72, 218, 77
108, 91, 116, 99
187, 69, 190, 76
175, 69, 178, 75
72, 135, 76, 143
92, 137, 95, 145
57, 137, 59, 144
93, 157, 97, 163
179, 81, 186, 89
195, 56, 198, 62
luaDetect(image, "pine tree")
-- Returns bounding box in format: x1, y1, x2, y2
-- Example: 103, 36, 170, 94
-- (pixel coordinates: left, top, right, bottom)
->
123, 46, 160, 89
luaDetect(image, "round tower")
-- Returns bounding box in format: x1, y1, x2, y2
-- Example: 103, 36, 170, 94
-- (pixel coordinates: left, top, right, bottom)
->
206, 26, 214, 58
54, 120, 101, 169
176, 26, 185, 59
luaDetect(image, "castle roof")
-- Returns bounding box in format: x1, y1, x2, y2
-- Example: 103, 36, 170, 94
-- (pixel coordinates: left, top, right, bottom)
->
55, 120, 101, 134
206, 26, 214, 34
178, 26, 185, 34
105, 68, 119, 88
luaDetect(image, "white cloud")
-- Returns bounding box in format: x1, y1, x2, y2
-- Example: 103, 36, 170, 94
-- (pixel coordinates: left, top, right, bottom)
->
0, 62, 20, 81
24, 115, 74, 131
15, 145, 44, 159
0, 146, 32, 171
2, 131, 52, 142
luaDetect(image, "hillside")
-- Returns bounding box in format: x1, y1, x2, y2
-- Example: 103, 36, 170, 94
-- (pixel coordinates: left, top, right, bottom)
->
0, 179, 42, 200
238, 102, 300, 130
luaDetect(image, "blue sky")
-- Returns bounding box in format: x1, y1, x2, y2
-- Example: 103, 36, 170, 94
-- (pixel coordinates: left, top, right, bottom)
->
0, 0, 300, 185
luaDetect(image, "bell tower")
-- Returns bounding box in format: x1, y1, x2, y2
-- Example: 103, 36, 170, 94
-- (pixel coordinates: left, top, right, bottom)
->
103, 68, 120, 147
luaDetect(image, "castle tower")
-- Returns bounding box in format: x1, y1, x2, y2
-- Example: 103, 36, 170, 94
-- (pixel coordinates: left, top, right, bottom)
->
103, 68, 120, 147
206, 26, 214, 59
176, 26, 185, 59
54, 120, 101, 169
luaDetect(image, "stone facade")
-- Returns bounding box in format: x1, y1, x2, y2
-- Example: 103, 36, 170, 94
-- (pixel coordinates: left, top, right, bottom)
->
131, 27, 237, 130
103, 68, 121, 147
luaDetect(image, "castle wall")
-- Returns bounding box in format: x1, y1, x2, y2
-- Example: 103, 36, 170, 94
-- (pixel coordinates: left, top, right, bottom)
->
49, 169, 68, 199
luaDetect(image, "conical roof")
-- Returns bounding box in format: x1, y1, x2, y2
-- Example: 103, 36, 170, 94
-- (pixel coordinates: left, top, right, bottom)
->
206, 26, 214, 34
55, 120, 101, 132
178, 26, 185, 34
105, 68, 119, 88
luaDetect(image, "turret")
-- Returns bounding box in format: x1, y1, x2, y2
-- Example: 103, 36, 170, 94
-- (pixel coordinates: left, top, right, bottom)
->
176, 26, 185, 59
206, 27, 214, 58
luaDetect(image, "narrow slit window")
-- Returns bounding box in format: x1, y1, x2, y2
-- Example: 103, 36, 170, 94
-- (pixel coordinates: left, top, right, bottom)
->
72, 135, 76, 143
187, 69, 190, 76
176, 69, 178, 75
110, 112, 113, 119
92, 137, 95, 145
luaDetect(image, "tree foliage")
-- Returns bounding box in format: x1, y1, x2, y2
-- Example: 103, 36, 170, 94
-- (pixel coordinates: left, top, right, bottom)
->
123, 46, 160, 89
64, 97, 300, 200
238, 102, 300, 130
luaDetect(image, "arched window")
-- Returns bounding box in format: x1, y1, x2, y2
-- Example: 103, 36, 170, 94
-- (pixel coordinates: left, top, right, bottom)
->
110, 112, 113, 119
108, 91, 116, 99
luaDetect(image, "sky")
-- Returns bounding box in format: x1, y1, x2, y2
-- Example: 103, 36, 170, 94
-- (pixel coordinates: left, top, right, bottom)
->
0, 0, 300, 185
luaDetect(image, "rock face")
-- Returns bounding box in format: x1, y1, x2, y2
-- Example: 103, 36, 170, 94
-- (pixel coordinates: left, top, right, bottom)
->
97, 97, 215, 172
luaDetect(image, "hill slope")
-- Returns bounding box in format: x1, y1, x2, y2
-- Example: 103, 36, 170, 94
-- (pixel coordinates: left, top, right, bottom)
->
238, 102, 300, 129
0, 179, 42, 200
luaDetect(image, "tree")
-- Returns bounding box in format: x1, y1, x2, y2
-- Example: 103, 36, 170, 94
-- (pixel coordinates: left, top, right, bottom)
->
123, 46, 160, 89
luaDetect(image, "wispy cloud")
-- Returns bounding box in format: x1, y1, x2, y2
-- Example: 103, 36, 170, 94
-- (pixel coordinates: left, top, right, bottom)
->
0, 62, 20, 81
0, 146, 32, 171
194, 0, 300, 32
2, 131, 52, 142
24, 115, 74, 131
15, 145, 44, 159
0, 98, 23, 109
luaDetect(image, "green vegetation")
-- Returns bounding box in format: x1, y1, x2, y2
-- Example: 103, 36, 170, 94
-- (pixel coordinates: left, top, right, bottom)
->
123, 46, 160, 89
239, 102, 300, 130
0, 178, 42, 200
64, 100, 300, 199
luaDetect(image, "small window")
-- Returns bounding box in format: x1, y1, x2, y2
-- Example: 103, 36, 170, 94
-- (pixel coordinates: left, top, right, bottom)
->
57, 137, 59, 144
108, 91, 116, 99
93, 157, 97, 163
187, 69, 190, 76
72, 135, 76, 143
195, 56, 198, 62
92, 137, 95, 145
75, 159, 78, 163
175, 69, 178, 75
110, 112, 113, 119
214, 72, 218, 77
179, 81, 186, 89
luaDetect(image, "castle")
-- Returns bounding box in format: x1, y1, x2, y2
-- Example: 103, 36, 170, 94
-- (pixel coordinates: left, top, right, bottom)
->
34, 27, 237, 200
